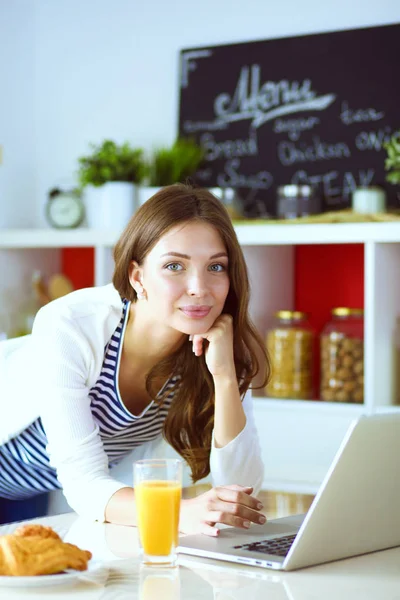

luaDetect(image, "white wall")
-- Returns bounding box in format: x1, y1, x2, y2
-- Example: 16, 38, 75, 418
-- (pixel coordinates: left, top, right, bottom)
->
33, 0, 400, 225
0, 0, 36, 228
0, 1, 62, 328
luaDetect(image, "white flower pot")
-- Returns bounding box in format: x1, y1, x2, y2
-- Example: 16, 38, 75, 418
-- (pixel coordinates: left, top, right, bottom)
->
137, 186, 163, 208
84, 182, 137, 230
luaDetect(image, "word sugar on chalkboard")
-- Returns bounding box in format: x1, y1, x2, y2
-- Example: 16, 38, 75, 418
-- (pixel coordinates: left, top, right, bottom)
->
178, 24, 400, 217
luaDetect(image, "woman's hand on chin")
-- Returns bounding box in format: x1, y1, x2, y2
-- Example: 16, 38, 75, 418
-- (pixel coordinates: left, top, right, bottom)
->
179, 484, 266, 536
190, 314, 236, 380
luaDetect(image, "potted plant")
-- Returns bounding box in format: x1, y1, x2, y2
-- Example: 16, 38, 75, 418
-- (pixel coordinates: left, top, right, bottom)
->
138, 138, 204, 206
78, 139, 146, 229
384, 131, 400, 186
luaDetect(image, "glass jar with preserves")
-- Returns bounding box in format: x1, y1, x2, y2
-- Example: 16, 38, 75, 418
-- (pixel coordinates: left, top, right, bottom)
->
266, 311, 314, 400
320, 308, 364, 403
276, 184, 321, 219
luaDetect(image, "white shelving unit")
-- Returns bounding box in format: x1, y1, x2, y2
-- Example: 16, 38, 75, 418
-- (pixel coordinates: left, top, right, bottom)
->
1, 221, 400, 493
2, 222, 400, 248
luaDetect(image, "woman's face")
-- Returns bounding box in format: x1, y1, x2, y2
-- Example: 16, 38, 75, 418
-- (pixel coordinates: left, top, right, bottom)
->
135, 221, 230, 335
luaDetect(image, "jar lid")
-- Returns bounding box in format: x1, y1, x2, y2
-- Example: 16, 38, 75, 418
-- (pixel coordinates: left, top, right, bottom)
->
332, 307, 364, 317
276, 184, 314, 197
275, 310, 307, 320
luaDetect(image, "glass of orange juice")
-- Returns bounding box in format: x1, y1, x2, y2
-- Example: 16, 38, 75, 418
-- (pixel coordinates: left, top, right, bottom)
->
139, 566, 180, 599
134, 458, 182, 567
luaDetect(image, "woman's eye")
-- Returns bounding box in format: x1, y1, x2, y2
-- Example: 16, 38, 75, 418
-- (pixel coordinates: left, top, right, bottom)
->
209, 263, 226, 272
165, 263, 183, 271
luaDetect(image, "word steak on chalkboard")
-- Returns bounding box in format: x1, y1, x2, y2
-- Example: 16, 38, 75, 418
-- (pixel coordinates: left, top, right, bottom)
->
178, 24, 400, 217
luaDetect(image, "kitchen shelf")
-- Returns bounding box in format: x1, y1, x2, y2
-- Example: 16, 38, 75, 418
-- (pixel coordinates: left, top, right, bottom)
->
1, 221, 400, 249
253, 397, 366, 416
0, 229, 117, 248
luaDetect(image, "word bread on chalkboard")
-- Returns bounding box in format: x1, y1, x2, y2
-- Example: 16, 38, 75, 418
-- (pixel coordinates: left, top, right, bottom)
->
178, 24, 400, 216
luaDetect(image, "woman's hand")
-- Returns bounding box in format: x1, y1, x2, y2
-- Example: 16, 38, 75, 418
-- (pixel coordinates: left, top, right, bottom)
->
190, 314, 235, 379
179, 485, 266, 536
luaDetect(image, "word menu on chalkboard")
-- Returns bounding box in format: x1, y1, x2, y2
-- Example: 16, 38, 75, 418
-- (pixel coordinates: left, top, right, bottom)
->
178, 23, 400, 216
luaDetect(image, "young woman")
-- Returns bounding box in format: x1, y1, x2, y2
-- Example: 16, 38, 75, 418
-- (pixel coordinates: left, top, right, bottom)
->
0, 184, 270, 535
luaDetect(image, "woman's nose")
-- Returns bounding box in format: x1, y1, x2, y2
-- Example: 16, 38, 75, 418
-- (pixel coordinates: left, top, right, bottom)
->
187, 273, 207, 297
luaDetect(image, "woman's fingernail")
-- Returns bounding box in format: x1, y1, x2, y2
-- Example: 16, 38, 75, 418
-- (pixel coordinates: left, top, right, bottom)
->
259, 515, 266, 524
243, 521, 250, 528
257, 502, 263, 510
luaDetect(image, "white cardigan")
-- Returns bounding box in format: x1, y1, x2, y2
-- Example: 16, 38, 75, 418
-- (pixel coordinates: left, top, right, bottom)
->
0, 284, 264, 521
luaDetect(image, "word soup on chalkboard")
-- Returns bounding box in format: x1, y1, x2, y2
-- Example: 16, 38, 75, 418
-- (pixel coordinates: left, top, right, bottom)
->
178, 24, 400, 217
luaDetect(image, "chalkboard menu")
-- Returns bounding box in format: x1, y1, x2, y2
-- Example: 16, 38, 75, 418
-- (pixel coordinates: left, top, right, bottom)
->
178, 24, 400, 217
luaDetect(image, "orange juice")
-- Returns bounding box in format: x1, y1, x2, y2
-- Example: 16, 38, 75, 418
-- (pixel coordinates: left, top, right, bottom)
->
136, 480, 181, 556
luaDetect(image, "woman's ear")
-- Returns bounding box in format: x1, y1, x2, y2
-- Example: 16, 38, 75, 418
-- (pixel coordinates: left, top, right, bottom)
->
128, 261, 144, 294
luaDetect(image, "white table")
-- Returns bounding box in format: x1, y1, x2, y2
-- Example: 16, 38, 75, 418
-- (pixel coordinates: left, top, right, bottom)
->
0, 512, 399, 599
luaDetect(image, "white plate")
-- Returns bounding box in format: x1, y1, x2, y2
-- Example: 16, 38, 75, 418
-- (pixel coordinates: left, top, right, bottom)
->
0, 561, 104, 588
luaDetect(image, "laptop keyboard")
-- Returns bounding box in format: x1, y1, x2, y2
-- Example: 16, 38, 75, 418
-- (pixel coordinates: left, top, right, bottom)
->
233, 534, 297, 557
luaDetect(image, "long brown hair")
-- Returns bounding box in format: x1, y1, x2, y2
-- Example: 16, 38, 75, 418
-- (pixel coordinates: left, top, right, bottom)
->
113, 184, 270, 482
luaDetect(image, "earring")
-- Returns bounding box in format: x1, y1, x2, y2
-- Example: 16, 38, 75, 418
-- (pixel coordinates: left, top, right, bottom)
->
136, 286, 147, 300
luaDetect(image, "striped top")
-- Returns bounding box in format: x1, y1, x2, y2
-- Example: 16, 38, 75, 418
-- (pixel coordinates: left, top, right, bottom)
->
0, 299, 176, 501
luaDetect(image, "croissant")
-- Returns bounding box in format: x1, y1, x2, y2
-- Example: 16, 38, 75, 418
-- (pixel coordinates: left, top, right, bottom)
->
0, 526, 92, 576
13, 524, 62, 541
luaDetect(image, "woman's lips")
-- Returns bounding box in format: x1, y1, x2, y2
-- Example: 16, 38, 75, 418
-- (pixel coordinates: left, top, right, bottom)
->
180, 306, 211, 318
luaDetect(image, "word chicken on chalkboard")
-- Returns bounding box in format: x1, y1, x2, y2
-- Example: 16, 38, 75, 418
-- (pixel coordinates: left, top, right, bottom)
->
178, 24, 400, 217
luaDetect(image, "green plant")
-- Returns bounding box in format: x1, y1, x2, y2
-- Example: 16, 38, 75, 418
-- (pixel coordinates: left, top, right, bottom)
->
148, 138, 204, 186
77, 140, 147, 187
384, 131, 400, 185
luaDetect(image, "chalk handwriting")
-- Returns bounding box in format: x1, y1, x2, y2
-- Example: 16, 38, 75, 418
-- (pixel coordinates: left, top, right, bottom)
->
214, 65, 336, 129
340, 101, 384, 125
278, 137, 351, 166
183, 119, 228, 133
292, 168, 375, 199
274, 116, 320, 140
216, 158, 273, 189
355, 127, 392, 152
200, 131, 258, 161
180, 50, 213, 88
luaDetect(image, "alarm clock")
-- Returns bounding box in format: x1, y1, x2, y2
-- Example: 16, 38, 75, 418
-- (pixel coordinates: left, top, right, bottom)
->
46, 188, 85, 229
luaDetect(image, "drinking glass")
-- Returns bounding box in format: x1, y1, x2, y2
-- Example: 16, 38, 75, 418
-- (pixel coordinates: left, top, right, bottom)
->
139, 565, 180, 599
134, 458, 182, 567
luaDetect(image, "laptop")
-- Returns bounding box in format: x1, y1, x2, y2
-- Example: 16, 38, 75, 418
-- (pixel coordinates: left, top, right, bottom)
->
178, 413, 400, 571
